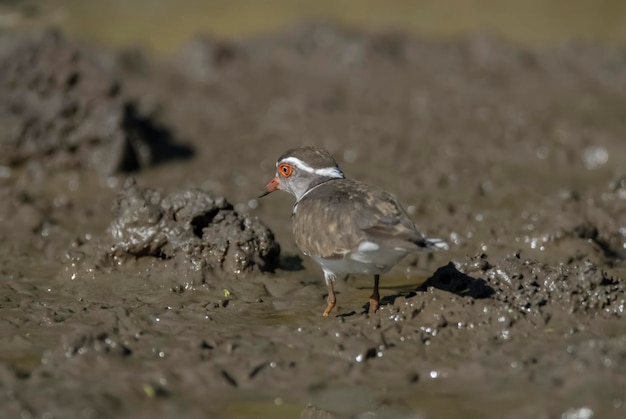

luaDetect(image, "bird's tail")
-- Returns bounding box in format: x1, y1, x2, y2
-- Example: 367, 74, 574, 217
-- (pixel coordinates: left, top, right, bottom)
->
425, 237, 449, 251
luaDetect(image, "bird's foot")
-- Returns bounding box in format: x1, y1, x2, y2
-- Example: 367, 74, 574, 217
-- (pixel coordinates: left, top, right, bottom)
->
368, 296, 380, 313
368, 274, 380, 314
322, 299, 336, 317
323, 279, 337, 317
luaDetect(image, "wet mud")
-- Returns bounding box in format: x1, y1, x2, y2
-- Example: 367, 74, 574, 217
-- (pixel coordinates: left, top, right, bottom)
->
1, 25, 626, 418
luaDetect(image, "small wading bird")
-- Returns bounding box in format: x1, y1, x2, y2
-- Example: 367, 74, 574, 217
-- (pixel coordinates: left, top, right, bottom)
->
260, 146, 447, 316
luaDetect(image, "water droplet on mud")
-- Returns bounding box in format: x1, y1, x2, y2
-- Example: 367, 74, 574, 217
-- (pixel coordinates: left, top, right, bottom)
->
560, 406, 593, 419
536, 146, 549, 160
388, 314, 404, 322
582, 146, 608, 170
0, 165, 11, 178
106, 176, 119, 189
479, 180, 493, 194
234, 203, 246, 213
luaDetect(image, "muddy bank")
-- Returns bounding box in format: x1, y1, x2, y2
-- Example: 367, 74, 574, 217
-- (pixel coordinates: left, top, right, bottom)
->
0, 30, 192, 175
0, 24, 625, 419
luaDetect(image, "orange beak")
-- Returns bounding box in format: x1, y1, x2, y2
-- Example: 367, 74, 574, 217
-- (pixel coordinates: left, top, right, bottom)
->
258, 177, 280, 198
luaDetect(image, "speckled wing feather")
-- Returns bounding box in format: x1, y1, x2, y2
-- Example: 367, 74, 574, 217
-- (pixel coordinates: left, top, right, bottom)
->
292, 179, 426, 258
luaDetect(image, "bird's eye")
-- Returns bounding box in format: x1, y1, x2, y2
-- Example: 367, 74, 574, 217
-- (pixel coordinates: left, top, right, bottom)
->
278, 163, 293, 178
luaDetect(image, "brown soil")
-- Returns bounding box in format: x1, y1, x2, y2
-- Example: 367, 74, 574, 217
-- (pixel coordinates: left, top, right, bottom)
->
1, 24, 625, 419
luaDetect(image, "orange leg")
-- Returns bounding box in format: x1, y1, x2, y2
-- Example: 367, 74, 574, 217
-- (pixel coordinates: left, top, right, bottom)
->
323, 279, 336, 317
369, 274, 380, 313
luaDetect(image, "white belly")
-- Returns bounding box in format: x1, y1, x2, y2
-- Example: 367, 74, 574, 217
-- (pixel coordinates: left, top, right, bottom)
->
311, 246, 411, 276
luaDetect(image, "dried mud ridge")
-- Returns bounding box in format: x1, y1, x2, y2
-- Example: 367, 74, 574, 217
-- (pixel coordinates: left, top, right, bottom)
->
0, 30, 192, 175
1, 24, 625, 419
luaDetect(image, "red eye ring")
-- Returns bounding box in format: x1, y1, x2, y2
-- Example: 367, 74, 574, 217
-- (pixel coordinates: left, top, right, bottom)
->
278, 163, 293, 178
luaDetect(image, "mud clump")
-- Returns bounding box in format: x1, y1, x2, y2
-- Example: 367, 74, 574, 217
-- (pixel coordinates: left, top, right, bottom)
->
519, 176, 626, 262
103, 179, 280, 278
0, 31, 191, 175
480, 254, 626, 318
422, 253, 626, 330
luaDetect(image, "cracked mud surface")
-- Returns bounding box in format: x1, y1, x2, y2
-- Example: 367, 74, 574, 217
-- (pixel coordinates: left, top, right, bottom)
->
1, 25, 625, 418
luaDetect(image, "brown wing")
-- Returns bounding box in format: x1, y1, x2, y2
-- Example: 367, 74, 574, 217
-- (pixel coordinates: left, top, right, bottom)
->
292, 179, 426, 258
352, 183, 429, 249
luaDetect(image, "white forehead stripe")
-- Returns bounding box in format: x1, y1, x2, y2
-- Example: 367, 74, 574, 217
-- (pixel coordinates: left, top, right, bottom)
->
279, 157, 344, 178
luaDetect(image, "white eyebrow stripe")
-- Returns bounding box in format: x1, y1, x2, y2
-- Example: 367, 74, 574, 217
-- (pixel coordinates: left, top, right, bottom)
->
279, 157, 345, 178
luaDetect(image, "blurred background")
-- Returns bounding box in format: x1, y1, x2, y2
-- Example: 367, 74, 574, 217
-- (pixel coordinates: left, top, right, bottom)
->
3, 0, 626, 54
